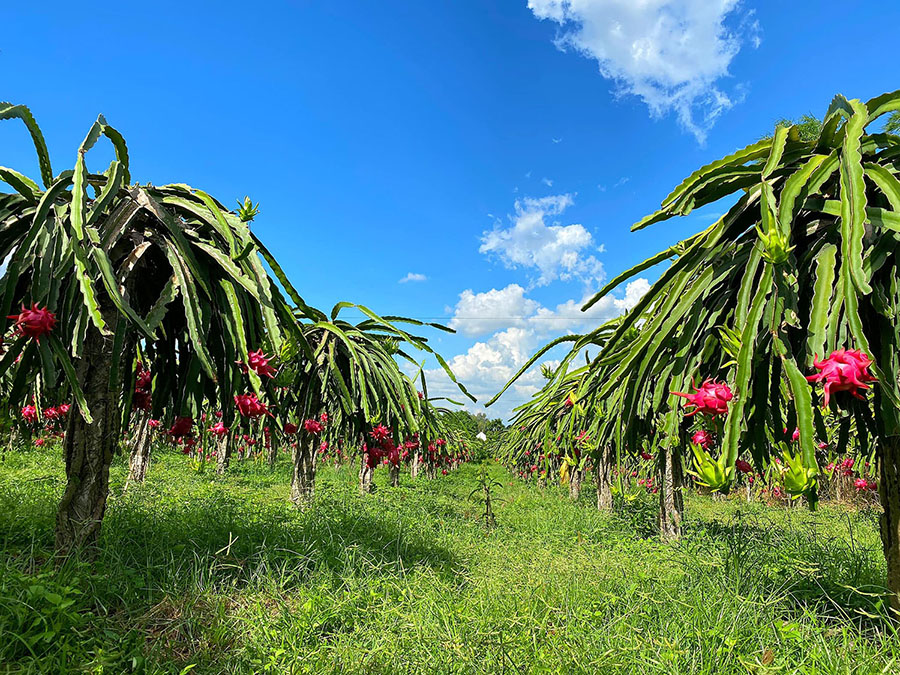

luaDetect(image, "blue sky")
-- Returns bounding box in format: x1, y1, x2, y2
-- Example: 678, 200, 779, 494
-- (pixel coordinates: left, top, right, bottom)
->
3, 1, 899, 419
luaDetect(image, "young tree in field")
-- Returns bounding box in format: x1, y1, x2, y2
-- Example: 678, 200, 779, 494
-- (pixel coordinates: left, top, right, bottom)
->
577, 90, 900, 607
277, 304, 472, 503
0, 104, 302, 554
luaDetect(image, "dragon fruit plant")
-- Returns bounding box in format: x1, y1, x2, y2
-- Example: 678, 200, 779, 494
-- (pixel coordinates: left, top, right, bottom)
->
571, 90, 900, 608
489, 318, 636, 512
0, 103, 305, 553
273, 309, 470, 504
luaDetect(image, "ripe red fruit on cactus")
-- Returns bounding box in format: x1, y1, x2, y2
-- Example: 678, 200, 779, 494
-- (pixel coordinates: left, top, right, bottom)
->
133, 391, 152, 411
370, 425, 391, 443
168, 416, 193, 438
640, 451, 653, 461
805, 349, 876, 407
245, 349, 277, 378
135, 362, 153, 391
148, 419, 161, 429
691, 429, 713, 449
303, 419, 323, 434
735, 459, 752, 474
8, 304, 56, 341
235, 393, 270, 418
132, 362, 153, 410
672, 379, 733, 417
21, 405, 37, 423
283, 422, 298, 434
364, 443, 383, 468
387, 446, 401, 466
208, 421, 229, 437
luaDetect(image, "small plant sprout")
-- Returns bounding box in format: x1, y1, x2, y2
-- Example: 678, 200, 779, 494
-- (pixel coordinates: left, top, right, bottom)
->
470, 463, 503, 530
237, 195, 261, 222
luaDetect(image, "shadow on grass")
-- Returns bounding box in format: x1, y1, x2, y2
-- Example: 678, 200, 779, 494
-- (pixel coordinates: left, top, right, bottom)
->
0, 467, 468, 672
107, 487, 464, 588
686, 510, 894, 633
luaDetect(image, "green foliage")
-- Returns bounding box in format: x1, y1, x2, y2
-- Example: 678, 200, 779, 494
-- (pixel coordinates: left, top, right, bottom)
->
492, 317, 635, 472
236, 196, 260, 222
773, 114, 823, 142
0, 104, 470, 447
574, 90, 900, 501
469, 461, 503, 529
0, 103, 302, 426
0, 445, 895, 673
439, 408, 504, 460
279, 303, 462, 443
886, 111, 900, 134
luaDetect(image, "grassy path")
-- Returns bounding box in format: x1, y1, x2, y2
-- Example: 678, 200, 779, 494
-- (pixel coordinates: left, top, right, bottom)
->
0, 447, 896, 673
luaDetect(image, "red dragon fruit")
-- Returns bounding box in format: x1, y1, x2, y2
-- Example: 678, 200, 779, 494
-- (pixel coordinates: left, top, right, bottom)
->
672, 379, 733, 417
806, 349, 876, 407
235, 393, 270, 418
8, 304, 56, 341
735, 459, 753, 474
370, 425, 391, 443
245, 349, 277, 378
168, 416, 193, 438
303, 419, 323, 434
691, 429, 713, 449
208, 421, 229, 437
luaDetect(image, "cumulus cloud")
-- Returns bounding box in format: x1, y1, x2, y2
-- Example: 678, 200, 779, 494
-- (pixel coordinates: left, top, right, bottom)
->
398, 272, 427, 283
432, 278, 651, 418
533, 277, 651, 333
527, 0, 760, 142
479, 194, 604, 287
449, 284, 540, 337
423, 327, 553, 418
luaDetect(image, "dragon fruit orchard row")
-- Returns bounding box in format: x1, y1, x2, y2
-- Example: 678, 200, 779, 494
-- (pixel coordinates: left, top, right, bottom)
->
5, 303, 467, 493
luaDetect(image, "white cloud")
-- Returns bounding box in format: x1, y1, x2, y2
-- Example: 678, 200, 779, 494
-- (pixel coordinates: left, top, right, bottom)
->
434, 278, 651, 418
423, 327, 552, 418
449, 284, 540, 337
449, 279, 648, 338
533, 277, 650, 333
398, 272, 427, 283
541, 177, 554, 187
479, 194, 605, 287
527, 0, 760, 142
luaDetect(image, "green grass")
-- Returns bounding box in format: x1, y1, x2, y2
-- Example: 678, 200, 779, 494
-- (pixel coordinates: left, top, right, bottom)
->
0, 445, 897, 674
